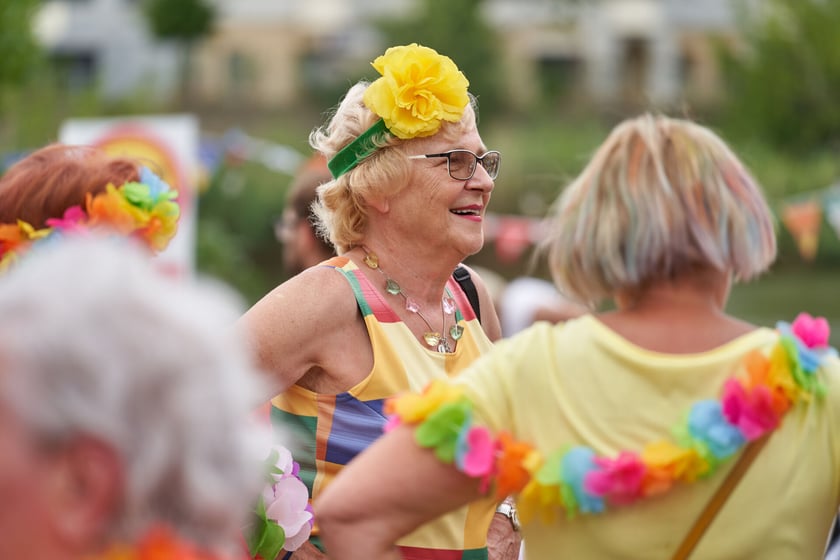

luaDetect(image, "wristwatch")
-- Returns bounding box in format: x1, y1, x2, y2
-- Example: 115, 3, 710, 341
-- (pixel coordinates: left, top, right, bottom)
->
495, 499, 521, 532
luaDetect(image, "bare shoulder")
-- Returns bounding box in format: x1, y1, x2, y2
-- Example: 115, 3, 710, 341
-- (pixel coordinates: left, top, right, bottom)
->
244, 265, 357, 323
237, 265, 359, 392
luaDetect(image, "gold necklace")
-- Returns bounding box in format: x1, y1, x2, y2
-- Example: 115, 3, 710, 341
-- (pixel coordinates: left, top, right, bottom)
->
361, 247, 463, 352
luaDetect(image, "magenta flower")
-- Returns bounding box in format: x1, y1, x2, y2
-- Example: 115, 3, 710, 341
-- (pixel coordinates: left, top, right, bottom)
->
456, 425, 495, 478
791, 312, 830, 349
584, 452, 646, 505
721, 379, 779, 440
45, 206, 87, 232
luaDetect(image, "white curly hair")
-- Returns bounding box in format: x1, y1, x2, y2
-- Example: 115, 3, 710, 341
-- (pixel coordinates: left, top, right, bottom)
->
0, 236, 271, 554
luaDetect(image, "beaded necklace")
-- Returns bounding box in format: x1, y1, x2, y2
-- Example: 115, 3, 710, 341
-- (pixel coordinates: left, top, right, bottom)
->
361, 246, 464, 352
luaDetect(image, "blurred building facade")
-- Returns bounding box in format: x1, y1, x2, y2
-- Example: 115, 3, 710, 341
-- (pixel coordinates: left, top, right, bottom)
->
34, 0, 179, 100
33, 0, 743, 111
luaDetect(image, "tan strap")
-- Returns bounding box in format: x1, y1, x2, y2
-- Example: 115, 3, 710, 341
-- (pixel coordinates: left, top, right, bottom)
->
671, 436, 769, 560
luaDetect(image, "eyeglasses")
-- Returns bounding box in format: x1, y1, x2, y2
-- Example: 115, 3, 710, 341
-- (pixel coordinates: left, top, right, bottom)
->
408, 149, 501, 181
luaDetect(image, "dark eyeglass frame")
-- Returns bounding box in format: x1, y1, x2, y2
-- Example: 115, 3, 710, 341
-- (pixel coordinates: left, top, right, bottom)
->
408, 149, 501, 181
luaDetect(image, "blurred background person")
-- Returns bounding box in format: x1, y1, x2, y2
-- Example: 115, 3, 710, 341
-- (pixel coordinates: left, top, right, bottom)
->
274, 153, 335, 277
240, 44, 520, 559
0, 143, 179, 269
499, 275, 589, 338
314, 114, 840, 559
0, 236, 268, 560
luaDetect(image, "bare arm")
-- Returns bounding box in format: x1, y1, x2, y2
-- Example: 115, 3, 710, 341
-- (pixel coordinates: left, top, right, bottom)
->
460, 264, 503, 342
316, 425, 483, 560
237, 266, 366, 396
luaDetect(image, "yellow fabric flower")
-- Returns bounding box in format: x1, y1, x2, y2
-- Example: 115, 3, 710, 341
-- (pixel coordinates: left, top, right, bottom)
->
363, 43, 470, 139
385, 379, 464, 424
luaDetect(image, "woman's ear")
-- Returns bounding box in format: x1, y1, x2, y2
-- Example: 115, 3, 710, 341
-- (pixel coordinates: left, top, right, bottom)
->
45, 437, 124, 551
365, 192, 390, 215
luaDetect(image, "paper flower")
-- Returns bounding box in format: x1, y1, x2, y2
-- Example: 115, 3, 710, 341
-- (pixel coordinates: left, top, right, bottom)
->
455, 425, 495, 486
791, 312, 830, 349
386, 379, 464, 424
687, 400, 746, 459
363, 43, 470, 139
95, 524, 222, 560
265, 476, 313, 551
386, 314, 834, 523
247, 445, 313, 559
0, 169, 179, 271
721, 378, 779, 440
584, 451, 646, 505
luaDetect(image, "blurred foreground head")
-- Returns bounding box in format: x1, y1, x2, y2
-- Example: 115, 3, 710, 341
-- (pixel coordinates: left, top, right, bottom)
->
545, 113, 777, 305
0, 236, 267, 559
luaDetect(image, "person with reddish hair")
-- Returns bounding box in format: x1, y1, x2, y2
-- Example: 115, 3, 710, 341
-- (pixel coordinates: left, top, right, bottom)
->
0, 143, 179, 268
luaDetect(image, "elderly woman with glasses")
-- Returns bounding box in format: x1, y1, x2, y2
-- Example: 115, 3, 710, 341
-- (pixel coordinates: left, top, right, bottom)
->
313, 114, 840, 559
239, 44, 519, 560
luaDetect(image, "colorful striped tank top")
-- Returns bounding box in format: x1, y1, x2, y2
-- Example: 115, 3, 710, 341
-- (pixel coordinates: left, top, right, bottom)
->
270, 256, 496, 559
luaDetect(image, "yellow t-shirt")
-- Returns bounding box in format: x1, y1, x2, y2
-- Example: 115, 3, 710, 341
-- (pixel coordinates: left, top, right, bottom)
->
454, 314, 840, 559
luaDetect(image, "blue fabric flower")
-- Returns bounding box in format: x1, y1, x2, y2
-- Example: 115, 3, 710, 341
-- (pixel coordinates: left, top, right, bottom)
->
777, 321, 838, 374
688, 400, 745, 460
139, 166, 173, 201
561, 446, 604, 514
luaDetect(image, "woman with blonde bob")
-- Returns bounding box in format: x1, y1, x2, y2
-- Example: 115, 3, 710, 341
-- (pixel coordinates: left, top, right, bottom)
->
314, 114, 840, 559
240, 44, 520, 559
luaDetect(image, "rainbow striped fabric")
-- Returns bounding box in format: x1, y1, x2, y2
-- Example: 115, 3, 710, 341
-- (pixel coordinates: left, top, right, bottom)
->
269, 256, 496, 559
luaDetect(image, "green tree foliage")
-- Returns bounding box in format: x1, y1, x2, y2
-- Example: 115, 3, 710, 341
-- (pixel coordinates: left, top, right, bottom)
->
143, 0, 215, 42
0, 0, 42, 95
142, 0, 216, 101
376, 0, 504, 117
721, 0, 840, 153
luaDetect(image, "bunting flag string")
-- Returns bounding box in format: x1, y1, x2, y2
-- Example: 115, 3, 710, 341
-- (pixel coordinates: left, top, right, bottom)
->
779, 181, 840, 262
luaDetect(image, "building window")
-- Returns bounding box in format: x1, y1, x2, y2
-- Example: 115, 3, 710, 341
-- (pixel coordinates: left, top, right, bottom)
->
537, 55, 581, 107
50, 50, 97, 91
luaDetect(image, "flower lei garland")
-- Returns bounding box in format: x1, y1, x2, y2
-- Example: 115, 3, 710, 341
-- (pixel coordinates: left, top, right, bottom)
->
0, 166, 179, 270
385, 313, 837, 525
246, 445, 314, 560
327, 43, 470, 178
86, 525, 225, 560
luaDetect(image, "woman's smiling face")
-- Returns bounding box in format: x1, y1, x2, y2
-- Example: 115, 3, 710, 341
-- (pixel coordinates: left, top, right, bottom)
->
389, 114, 496, 259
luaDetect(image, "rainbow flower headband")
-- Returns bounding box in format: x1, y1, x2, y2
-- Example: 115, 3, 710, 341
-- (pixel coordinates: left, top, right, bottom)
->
0, 166, 179, 271
386, 313, 836, 524
327, 43, 470, 179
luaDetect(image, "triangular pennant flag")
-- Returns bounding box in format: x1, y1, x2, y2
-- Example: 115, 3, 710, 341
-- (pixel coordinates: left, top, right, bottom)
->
781, 200, 822, 262
495, 217, 533, 263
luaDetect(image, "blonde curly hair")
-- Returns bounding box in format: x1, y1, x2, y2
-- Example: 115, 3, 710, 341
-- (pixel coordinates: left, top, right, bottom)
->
309, 82, 478, 253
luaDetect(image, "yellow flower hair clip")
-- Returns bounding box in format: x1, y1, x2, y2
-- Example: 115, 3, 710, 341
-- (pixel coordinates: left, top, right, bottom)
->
327, 43, 470, 178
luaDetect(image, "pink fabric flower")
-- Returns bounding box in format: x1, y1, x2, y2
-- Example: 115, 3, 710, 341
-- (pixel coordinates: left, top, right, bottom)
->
265, 476, 314, 551
584, 452, 646, 505
45, 205, 87, 232
458, 426, 495, 478
383, 414, 401, 433
721, 379, 779, 440
791, 312, 830, 348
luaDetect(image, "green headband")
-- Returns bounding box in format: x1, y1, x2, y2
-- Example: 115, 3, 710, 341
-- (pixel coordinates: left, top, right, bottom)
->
327, 119, 389, 179
325, 43, 470, 179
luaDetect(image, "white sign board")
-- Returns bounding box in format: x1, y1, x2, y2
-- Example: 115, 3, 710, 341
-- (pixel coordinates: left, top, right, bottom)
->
60, 114, 199, 277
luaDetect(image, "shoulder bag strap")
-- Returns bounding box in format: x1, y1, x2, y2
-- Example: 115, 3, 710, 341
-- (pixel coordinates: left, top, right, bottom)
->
452, 265, 481, 324
672, 435, 770, 560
